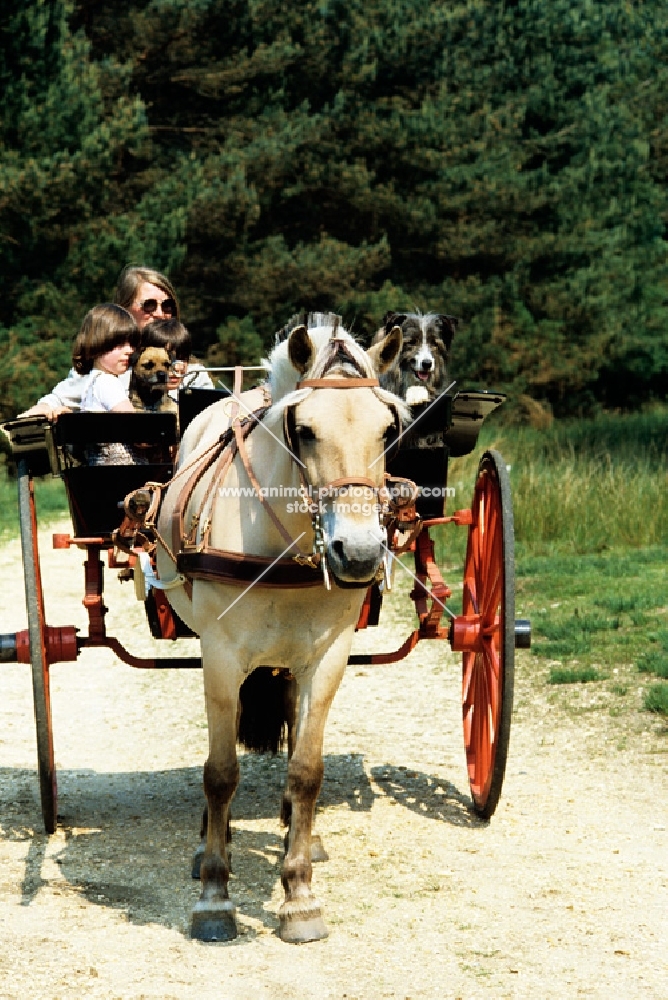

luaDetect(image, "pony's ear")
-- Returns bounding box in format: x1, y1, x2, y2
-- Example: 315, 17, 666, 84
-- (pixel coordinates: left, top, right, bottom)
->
437, 315, 458, 352
288, 325, 315, 374
367, 325, 402, 374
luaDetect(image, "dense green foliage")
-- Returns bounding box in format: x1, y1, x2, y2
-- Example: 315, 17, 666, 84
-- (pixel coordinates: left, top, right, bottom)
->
2, 0, 668, 417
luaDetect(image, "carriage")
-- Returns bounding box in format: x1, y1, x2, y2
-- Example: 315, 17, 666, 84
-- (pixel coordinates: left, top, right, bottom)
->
0, 321, 530, 941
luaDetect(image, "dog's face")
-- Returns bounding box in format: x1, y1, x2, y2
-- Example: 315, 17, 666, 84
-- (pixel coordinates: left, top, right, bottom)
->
375, 312, 457, 403
129, 346, 179, 413
132, 346, 174, 388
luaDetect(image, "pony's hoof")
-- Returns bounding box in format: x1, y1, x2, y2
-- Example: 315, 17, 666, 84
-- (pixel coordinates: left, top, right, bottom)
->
191, 842, 205, 880
310, 835, 329, 863
279, 899, 328, 944
191, 900, 237, 942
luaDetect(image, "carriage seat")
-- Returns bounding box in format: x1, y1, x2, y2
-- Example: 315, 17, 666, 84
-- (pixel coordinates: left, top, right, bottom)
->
54, 412, 177, 538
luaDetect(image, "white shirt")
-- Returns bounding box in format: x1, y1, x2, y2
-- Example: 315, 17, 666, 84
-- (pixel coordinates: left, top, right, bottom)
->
80, 370, 129, 411
38, 363, 214, 410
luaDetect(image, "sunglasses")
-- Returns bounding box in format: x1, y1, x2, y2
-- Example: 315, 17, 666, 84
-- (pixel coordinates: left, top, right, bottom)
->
139, 297, 177, 317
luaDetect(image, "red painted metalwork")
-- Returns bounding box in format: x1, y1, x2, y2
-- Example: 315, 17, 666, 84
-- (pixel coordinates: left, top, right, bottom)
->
461, 453, 512, 818
411, 528, 451, 639
15, 626, 78, 665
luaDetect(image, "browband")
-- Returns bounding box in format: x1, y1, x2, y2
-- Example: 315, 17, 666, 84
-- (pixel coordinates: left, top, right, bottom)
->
297, 378, 380, 389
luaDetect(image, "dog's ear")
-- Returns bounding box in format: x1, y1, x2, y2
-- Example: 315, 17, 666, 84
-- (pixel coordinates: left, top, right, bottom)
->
436, 315, 458, 352
383, 312, 407, 334
129, 349, 141, 368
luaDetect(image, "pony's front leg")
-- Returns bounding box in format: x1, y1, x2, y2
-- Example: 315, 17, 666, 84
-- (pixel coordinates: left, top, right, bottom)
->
191, 681, 240, 942
280, 676, 329, 865
279, 657, 346, 943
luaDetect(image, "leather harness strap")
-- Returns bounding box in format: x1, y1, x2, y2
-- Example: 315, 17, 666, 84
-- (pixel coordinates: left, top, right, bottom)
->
177, 548, 322, 588
232, 416, 312, 560
320, 476, 380, 495
297, 378, 380, 389
163, 406, 322, 588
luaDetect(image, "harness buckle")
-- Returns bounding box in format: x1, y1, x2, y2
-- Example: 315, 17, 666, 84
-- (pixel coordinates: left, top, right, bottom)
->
293, 553, 320, 570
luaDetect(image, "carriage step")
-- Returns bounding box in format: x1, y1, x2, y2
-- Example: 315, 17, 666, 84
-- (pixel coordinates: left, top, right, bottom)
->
515, 619, 531, 649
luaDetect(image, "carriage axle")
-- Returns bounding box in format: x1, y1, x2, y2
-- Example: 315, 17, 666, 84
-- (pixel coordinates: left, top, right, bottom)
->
0, 626, 78, 665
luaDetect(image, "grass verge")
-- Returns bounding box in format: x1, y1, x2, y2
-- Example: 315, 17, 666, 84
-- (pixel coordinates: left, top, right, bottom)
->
0, 462, 69, 542
434, 408, 668, 722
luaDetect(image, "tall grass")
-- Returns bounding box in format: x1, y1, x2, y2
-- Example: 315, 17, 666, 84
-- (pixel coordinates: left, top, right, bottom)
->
445, 409, 668, 557
0, 461, 69, 542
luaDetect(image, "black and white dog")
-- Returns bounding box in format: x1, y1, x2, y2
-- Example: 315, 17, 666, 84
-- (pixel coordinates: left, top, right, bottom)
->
373, 312, 457, 406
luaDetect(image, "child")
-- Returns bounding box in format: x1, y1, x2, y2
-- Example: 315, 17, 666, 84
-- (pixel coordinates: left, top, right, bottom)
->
75, 304, 140, 464
76, 304, 139, 411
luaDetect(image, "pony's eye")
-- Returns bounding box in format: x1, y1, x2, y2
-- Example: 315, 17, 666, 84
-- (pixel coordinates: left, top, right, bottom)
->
296, 425, 316, 442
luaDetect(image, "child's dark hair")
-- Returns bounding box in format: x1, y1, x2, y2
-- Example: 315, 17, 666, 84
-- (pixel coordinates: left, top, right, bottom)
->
140, 319, 192, 362
72, 304, 139, 375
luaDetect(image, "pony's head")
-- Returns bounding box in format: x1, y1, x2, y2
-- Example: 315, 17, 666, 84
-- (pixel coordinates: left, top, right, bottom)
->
268, 314, 408, 586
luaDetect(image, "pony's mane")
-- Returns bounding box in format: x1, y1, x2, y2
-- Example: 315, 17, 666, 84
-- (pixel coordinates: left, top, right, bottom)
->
264, 312, 410, 428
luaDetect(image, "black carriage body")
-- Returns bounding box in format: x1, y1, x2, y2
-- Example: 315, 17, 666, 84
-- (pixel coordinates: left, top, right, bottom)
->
387, 390, 506, 518
178, 386, 231, 435
54, 412, 177, 537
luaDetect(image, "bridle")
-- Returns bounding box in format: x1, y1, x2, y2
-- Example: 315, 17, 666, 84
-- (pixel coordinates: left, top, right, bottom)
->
280, 337, 407, 588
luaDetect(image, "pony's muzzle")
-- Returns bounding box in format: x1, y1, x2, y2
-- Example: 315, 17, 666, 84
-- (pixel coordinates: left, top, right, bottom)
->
326, 530, 384, 585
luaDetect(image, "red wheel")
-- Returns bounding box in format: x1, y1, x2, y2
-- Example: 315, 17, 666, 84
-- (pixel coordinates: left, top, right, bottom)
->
18, 461, 57, 833
461, 450, 514, 819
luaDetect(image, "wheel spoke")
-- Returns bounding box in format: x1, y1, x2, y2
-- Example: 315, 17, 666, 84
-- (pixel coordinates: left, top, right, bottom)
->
472, 661, 490, 793
462, 650, 476, 704
483, 642, 499, 736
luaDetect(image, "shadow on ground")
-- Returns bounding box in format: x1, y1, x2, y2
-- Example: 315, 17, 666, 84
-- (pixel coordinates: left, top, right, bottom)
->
0, 754, 476, 938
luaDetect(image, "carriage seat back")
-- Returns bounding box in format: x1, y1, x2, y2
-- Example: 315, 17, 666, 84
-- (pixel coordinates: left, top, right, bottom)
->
54, 412, 177, 538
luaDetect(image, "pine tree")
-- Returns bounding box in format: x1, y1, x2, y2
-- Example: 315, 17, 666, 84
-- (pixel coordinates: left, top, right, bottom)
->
5, 0, 668, 414
0, 0, 189, 415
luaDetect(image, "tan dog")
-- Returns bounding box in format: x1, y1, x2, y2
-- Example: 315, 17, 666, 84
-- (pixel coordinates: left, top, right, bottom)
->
129, 346, 178, 414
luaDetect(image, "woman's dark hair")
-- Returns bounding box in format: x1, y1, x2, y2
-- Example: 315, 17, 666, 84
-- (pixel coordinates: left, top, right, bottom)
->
72, 304, 140, 375
113, 265, 180, 318
141, 318, 192, 362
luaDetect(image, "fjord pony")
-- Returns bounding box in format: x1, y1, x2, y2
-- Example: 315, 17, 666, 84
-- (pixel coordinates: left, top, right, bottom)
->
157, 315, 406, 943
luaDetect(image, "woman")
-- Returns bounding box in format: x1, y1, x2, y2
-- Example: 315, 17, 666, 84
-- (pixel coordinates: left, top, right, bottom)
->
113, 265, 180, 331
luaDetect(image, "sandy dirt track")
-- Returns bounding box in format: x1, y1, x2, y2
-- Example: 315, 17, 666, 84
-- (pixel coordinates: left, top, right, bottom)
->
0, 520, 666, 1000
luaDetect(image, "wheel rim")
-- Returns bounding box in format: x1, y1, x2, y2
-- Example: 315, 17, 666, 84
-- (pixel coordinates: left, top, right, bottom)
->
461, 451, 514, 818
18, 463, 57, 833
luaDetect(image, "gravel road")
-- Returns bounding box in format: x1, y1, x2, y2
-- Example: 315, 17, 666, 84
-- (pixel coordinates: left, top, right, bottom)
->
0, 521, 666, 999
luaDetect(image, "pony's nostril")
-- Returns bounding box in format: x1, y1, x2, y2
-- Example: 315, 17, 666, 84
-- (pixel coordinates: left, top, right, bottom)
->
332, 540, 345, 561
